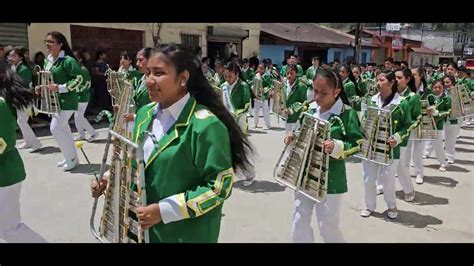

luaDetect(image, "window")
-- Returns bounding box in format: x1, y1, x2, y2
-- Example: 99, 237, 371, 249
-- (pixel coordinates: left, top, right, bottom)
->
180, 34, 200, 52
333, 51, 341, 62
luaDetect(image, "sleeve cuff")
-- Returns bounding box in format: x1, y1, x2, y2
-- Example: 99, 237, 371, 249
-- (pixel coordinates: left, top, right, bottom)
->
158, 193, 190, 224
58, 84, 67, 93
432, 109, 439, 117
330, 139, 345, 159
393, 133, 402, 146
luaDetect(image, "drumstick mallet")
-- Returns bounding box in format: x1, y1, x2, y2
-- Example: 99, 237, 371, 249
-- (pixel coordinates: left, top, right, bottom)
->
75, 141, 99, 183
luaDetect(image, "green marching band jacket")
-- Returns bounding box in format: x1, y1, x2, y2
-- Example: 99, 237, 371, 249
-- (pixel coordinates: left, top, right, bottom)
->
44, 53, 83, 111
399, 87, 422, 147
343, 78, 359, 109
15, 62, 33, 89
427, 92, 451, 130
0, 98, 26, 187
303, 102, 364, 194
77, 65, 92, 103
305, 66, 323, 82
241, 67, 255, 83
249, 72, 273, 101
222, 78, 251, 118
280, 64, 304, 77
133, 74, 151, 114
284, 79, 309, 123
133, 96, 234, 243
362, 71, 375, 81
366, 93, 412, 160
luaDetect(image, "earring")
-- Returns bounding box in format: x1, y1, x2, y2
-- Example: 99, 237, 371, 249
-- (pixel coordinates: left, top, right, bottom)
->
181, 80, 186, 86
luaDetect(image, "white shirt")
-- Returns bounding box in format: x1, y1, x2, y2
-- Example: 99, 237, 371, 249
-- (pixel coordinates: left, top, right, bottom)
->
286, 79, 297, 97
222, 78, 239, 113
143, 93, 190, 163
312, 98, 345, 159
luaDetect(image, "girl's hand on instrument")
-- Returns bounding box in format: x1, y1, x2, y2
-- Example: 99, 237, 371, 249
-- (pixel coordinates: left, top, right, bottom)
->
136, 203, 162, 229
323, 140, 335, 154
388, 137, 397, 147
34, 86, 41, 95
284, 133, 295, 144
47, 84, 59, 92
124, 113, 135, 123
91, 177, 108, 198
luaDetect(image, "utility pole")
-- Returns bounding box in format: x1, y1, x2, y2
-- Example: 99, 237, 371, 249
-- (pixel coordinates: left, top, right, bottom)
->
354, 23, 362, 64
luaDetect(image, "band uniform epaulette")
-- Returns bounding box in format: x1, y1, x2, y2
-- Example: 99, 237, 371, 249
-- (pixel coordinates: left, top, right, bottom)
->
194, 109, 215, 120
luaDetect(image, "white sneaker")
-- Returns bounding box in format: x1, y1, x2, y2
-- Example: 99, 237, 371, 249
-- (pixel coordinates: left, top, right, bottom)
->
243, 179, 254, 187
415, 175, 424, 184
360, 209, 373, 217
57, 159, 67, 167
439, 165, 446, 172
404, 190, 415, 202
74, 135, 86, 141
376, 186, 383, 195
62, 158, 77, 172
29, 143, 43, 153
422, 154, 427, 159
263, 126, 270, 130
387, 208, 398, 219
447, 159, 454, 164
410, 161, 414, 167
88, 133, 98, 142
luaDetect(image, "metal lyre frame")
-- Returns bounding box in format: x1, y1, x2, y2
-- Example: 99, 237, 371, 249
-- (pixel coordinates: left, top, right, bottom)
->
271, 79, 287, 121
355, 105, 393, 166
413, 99, 438, 141
90, 80, 149, 243
36, 65, 61, 115
450, 84, 474, 119
273, 113, 330, 202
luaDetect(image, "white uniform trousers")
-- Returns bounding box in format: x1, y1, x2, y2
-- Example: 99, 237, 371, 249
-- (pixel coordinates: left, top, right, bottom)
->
397, 146, 414, 194
0, 182, 47, 243
407, 131, 425, 177
362, 160, 398, 211
50, 110, 77, 162
431, 130, 447, 165
253, 99, 271, 128
444, 123, 459, 161
74, 102, 96, 138
16, 108, 41, 148
291, 192, 344, 243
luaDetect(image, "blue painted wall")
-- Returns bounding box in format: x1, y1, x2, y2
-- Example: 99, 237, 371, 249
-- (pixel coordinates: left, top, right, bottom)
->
260, 44, 295, 68
327, 48, 372, 64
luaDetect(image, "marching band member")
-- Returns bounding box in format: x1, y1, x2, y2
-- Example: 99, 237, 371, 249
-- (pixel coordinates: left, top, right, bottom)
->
241, 58, 255, 83
252, 63, 272, 129
280, 55, 304, 78
221, 61, 256, 186
424, 80, 448, 171
362, 63, 376, 80
118, 50, 141, 82
0, 61, 47, 242
123, 47, 154, 128
35, 31, 83, 171
395, 68, 421, 195
339, 65, 363, 109
305, 56, 322, 81
286, 68, 363, 243
92, 45, 254, 242
73, 50, 97, 142
214, 61, 226, 87
8, 47, 43, 152
283, 64, 309, 133
360, 70, 412, 219
350, 65, 368, 112
442, 75, 459, 164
